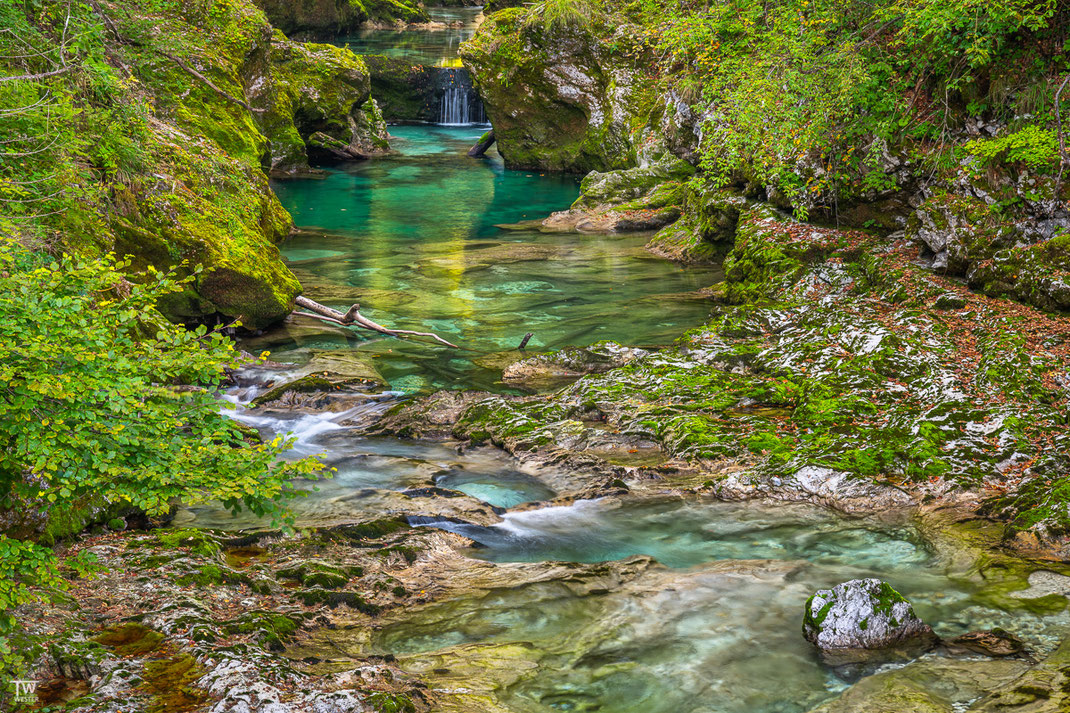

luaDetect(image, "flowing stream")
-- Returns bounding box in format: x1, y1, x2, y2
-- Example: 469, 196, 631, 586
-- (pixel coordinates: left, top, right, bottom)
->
185, 15, 1070, 713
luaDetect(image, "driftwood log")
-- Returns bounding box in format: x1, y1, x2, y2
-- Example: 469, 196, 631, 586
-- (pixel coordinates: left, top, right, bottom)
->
293, 295, 459, 348
467, 130, 496, 158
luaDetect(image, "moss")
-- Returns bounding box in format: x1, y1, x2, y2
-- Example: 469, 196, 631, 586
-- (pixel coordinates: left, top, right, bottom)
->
254, 0, 428, 36
93, 623, 165, 657
296, 588, 381, 613
223, 611, 301, 650
366, 692, 416, 713
375, 545, 419, 564
461, 11, 649, 172
329, 517, 410, 541
277, 561, 351, 589
142, 654, 208, 713
174, 563, 249, 587
155, 529, 222, 559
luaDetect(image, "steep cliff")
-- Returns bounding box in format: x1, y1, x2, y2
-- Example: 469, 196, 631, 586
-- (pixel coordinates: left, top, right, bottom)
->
1, 0, 389, 328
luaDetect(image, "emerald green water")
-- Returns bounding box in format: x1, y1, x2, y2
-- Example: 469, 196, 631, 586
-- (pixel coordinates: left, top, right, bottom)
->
255, 125, 717, 394
338, 7, 482, 66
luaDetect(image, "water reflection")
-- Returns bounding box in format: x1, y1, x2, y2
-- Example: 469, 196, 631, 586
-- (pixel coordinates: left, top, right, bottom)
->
258, 125, 718, 394
338, 6, 484, 67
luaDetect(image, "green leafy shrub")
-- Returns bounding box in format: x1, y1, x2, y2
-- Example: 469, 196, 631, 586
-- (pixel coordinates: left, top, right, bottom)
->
965, 125, 1059, 170
0, 242, 322, 671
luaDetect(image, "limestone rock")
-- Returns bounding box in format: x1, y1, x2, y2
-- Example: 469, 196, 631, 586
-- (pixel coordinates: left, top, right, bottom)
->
803, 579, 936, 663
253, 0, 427, 38
502, 342, 649, 387
461, 15, 657, 172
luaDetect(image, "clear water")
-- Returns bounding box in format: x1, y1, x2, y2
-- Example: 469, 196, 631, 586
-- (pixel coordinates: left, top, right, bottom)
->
337, 7, 483, 66
255, 125, 718, 395
420, 498, 930, 570
375, 499, 1068, 713
180, 401, 560, 527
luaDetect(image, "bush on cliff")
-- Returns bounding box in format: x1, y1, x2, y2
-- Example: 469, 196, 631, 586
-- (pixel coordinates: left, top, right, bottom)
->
633, 0, 1068, 217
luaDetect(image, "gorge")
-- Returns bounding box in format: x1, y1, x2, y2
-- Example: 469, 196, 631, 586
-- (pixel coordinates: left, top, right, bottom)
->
2, 1, 1070, 713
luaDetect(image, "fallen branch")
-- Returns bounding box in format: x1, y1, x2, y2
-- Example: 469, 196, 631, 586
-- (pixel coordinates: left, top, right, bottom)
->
157, 50, 265, 114
0, 65, 76, 83
294, 295, 458, 348
87, 0, 264, 114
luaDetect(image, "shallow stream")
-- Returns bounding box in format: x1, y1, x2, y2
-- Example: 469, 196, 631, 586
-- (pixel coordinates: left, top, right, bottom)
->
192, 18, 1070, 713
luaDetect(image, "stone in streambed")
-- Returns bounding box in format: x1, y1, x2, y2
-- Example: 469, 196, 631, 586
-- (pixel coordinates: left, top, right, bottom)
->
803, 578, 937, 664
502, 342, 649, 387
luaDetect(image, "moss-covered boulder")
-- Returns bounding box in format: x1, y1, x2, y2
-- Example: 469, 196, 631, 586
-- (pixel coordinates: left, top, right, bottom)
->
803, 579, 937, 664
461, 12, 658, 172
253, 0, 428, 38
646, 186, 746, 263
68, 0, 305, 328
363, 55, 439, 121
253, 33, 389, 173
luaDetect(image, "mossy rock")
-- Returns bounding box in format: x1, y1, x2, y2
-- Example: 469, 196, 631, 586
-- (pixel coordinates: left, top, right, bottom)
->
326, 516, 410, 542
295, 588, 381, 613
153, 529, 223, 559
363, 55, 438, 122
276, 561, 354, 589
461, 12, 654, 172
93, 623, 165, 657
366, 692, 417, 713
249, 354, 384, 406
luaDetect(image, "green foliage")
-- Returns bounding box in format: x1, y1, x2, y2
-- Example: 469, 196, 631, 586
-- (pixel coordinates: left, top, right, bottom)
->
632, 0, 1068, 215
0, 242, 322, 671
525, 0, 600, 31
878, 0, 1059, 78
966, 125, 1059, 169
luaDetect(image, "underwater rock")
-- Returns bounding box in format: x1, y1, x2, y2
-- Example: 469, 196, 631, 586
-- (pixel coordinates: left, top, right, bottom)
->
803, 579, 936, 664
806, 656, 1031, 713
944, 629, 1029, 658
971, 633, 1070, 712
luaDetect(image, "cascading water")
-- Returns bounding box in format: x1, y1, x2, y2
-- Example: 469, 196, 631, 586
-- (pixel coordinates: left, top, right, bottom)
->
436, 68, 485, 125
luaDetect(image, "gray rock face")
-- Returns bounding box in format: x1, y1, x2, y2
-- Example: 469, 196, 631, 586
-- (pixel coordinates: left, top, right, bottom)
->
803, 579, 936, 663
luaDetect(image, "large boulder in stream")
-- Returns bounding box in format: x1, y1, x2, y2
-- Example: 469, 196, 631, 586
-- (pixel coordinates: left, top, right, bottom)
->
251, 33, 390, 174
803, 579, 937, 664
461, 10, 657, 172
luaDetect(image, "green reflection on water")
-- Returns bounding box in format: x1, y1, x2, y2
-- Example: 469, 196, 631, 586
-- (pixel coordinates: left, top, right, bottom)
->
257, 125, 718, 393
338, 6, 483, 66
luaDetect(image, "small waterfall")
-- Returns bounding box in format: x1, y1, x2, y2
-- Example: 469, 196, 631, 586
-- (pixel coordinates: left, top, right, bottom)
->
436, 68, 486, 125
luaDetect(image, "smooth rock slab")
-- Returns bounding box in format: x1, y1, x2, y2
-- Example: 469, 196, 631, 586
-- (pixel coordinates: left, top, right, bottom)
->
803, 578, 937, 663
